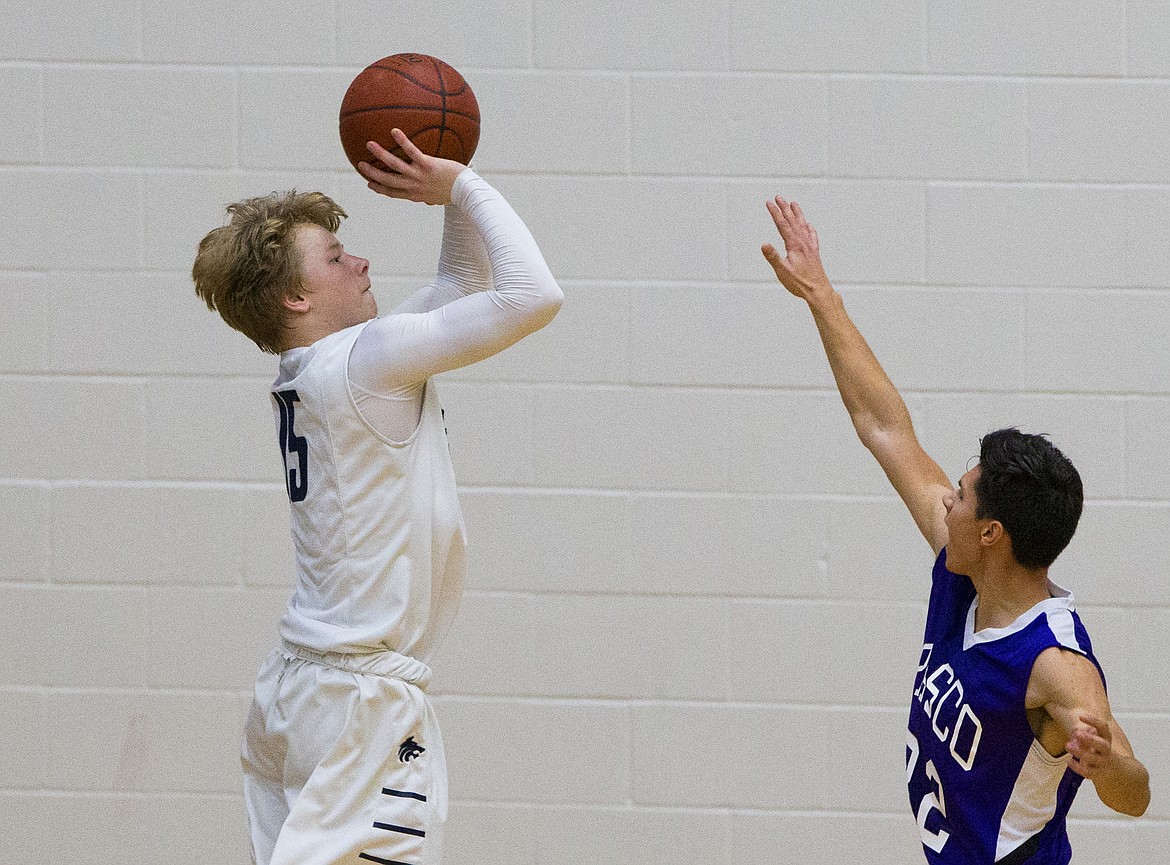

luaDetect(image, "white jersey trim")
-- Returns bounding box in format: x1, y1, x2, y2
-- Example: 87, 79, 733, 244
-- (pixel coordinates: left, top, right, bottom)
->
994, 738, 1067, 861
962, 580, 1076, 651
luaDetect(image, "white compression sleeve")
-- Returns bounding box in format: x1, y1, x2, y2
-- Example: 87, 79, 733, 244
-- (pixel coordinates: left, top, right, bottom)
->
348, 169, 562, 441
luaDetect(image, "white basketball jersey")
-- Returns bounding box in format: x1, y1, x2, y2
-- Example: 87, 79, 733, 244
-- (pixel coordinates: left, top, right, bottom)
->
270, 320, 466, 660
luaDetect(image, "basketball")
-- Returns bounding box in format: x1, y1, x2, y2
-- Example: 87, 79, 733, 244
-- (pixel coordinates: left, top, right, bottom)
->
339, 53, 480, 173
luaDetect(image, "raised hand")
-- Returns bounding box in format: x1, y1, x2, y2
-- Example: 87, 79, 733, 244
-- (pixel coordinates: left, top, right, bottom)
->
761, 195, 833, 301
357, 128, 466, 206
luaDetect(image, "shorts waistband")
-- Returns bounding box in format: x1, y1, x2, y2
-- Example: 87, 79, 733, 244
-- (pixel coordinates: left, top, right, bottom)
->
281, 639, 433, 690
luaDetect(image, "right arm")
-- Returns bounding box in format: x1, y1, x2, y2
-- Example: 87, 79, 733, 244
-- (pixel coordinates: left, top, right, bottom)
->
761, 195, 952, 553
350, 132, 563, 388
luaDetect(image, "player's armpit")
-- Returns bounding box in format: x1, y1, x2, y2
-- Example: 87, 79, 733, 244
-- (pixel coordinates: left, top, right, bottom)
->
1026, 647, 1151, 817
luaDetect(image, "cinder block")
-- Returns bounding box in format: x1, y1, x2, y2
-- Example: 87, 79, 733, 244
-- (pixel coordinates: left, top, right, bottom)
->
0, 171, 141, 270
239, 70, 355, 171
472, 72, 629, 174
140, 587, 287, 690
724, 390, 898, 495
927, 185, 1127, 287
632, 387, 733, 491
1134, 821, 1170, 861
823, 499, 935, 604
928, 0, 1125, 75
629, 283, 832, 389
730, 812, 922, 864
430, 592, 536, 696
5, 379, 146, 481
143, 0, 331, 64
0, 484, 50, 582
1072, 605, 1138, 715
631, 704, 830, 808
843, 287, 1026, 391
1120, 715, 1169, 818
337, 0, 531, 68
1022, 291, 1170, 393
531, 385, 639, 489
0, 66, 40, 163
1066, 818, 1139, 863
0, 0, 139, 60
1113, 607, 1170, 714
631, 75, 827, 176
828, 77, 1028, 180
521, 594, 730, 699
0, 793, 248, 865
1126, 398, 1170, 499
727, 179, 926, 284
47, 273, 155, 374
728, 600, 922, 705
1029, 81, 1170, 183
822, 707, 921, 809
44, 67, 235, 168
533, 805, 729, 864
0, 273, 50, 373
140, 376, 276, 481
446, 283, 630, 386
1057, 503, 1170, 606
534, 0, 728, 70
51, 484, 245, 586
489, 175, 727, 282
1129, 0, 1170, 75
628, 494, 829, 597
459, 490, 633, 593
1, 690, 247, 793
444, 802, 538, 865
438, 381, 536, 486
138, 273, 275, 377
240, 484, 297, 588
732, 0, 925, 72
1124, 189, 1170, 288
0, 586, 151, 688
438, 697, 630, 804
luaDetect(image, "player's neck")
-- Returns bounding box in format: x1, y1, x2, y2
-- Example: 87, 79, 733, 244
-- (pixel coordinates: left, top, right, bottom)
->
970, 559, 1052, 631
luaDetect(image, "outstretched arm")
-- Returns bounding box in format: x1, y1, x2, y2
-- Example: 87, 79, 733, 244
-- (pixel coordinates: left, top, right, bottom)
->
761, 195, 952, 553
1027, 647, 1150, 817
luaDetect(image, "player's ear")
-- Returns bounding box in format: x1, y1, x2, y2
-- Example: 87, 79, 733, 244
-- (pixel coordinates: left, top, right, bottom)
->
981, 520, 1004, 547
282, 292, 311, 314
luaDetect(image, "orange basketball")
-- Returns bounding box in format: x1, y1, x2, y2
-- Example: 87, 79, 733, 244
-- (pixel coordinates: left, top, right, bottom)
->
339, 53, 480, 173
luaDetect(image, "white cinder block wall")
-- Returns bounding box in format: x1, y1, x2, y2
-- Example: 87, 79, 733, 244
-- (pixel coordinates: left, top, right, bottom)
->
2, 1, 1166, 862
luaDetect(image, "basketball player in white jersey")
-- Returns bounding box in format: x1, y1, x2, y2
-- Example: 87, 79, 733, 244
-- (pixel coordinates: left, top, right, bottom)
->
193, 129, 563, 865
760, 195, 1149, 864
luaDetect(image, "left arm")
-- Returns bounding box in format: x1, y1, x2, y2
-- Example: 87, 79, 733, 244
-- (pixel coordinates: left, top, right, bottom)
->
1027, 647, 1150, 817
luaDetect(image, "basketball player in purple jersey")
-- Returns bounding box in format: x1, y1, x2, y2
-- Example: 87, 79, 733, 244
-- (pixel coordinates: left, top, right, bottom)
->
760, 195, 1149, 864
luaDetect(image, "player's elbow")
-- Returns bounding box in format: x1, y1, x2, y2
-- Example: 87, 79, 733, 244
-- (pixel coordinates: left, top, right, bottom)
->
529, 278, 563, 329
1101, 770, 1151, 818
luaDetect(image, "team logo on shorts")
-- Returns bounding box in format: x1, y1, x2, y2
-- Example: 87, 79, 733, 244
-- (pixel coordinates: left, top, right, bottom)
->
398, 736, 425, 763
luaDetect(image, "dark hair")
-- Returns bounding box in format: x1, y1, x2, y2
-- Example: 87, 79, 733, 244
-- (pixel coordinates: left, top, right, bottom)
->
974, 427, 1083, 569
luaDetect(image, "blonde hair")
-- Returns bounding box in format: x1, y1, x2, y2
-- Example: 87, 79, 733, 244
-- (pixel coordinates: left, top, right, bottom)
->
192, 191, 348, 354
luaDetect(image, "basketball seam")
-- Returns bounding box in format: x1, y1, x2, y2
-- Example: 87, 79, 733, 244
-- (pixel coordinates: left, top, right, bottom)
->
365, 63, 469, 98
431, 55, 449, 159
339, 106, 479, 122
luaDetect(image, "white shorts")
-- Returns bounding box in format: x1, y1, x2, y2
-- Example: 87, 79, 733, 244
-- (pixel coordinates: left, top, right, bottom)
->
242, 642, 447, 865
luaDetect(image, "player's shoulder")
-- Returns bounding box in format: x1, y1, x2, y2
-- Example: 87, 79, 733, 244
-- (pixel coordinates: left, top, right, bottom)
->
1026, 644, 1103, 707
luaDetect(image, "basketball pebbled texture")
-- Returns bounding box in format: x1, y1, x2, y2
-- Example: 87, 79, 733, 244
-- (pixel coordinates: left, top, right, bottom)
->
339, 53, 480, 172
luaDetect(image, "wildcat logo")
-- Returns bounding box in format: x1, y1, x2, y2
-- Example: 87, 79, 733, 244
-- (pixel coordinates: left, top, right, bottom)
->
398, 736, 425, 763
